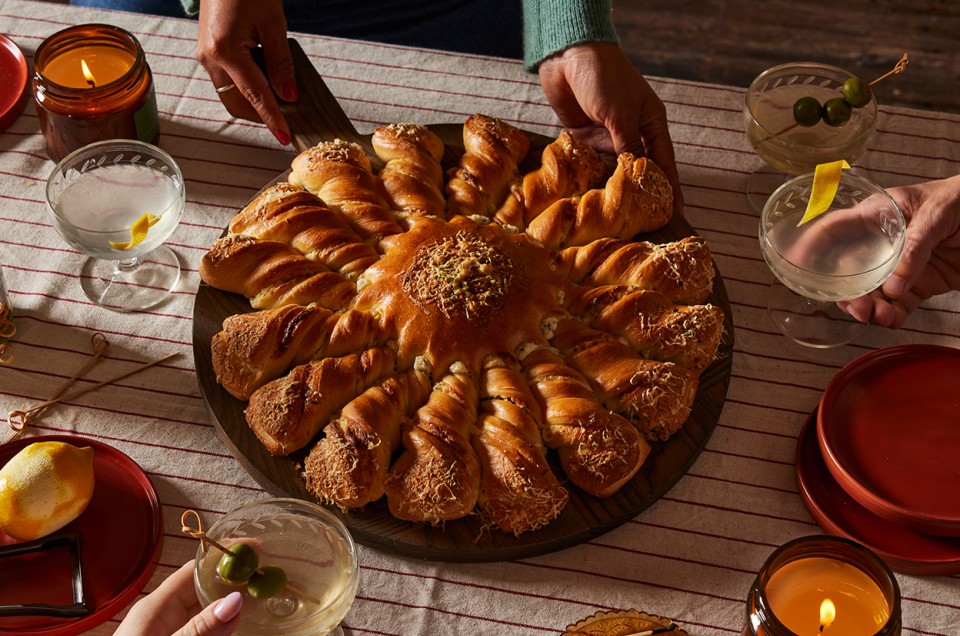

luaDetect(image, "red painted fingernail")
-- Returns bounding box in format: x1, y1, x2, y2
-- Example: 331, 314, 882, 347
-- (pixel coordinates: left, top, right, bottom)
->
283, 80, 299, 101
274, 129, 291, 146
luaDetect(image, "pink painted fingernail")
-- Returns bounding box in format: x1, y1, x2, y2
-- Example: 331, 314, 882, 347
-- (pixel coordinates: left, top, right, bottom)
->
884, 275, 906, 298
214, 591, 243, 622
283, 80, 299, 101
274, 129, 291, 146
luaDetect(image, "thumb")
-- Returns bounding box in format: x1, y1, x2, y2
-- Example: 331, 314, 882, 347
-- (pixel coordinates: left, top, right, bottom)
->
882, 208, 940, 300
175, 591, 243, 636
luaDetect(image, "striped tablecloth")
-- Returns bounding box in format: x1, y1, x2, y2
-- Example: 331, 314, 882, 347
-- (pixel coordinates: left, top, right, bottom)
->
1, 1, 959, 634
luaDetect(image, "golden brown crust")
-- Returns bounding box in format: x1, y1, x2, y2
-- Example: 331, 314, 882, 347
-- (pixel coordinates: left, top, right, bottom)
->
351, 215, 569, 376
245, 346, 397, 456
210, 305, 381, 401
290, 139, 403, 241
445, 114, 531, 218
494, 130, 605, 230
305, 370, 431, 508
228, 182, 378, 279
525, 153, 673, 249
199, 234, 356, 310
553, 236, 715, 305
202, 115, 723, 533
550, 319, 699, 441
473, 355, 569, 535
522, 348, 650, 497
385, 367, 482, 522
568, 286, 725, 374
372, 123, 446, 224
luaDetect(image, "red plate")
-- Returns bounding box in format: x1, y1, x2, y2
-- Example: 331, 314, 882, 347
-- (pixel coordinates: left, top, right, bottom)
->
0, 435, 163, 634
797, 409, 960, 576
0, 34, 28, 134
817, 344, 960, 538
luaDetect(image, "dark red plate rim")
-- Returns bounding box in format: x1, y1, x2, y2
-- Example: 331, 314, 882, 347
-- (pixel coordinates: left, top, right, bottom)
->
0, 34, 28, 134
0, 434, 163, 634
817, 344, 960, 535
798, 409, 960, 576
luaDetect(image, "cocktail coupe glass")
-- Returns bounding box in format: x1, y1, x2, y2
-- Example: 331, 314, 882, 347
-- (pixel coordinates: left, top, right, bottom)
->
46, 139, 184, 311
744, 62, 878, 213
759, 171, 905, 348
194, 498, 359, 636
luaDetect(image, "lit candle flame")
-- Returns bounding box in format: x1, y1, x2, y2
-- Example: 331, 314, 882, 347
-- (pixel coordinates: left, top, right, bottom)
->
80, 59, 96, 88
819, 598, 836, 632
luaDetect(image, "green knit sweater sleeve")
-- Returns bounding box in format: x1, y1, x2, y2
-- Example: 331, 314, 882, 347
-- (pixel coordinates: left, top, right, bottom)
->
181, 0, 199, 16
522, 0, 618, 72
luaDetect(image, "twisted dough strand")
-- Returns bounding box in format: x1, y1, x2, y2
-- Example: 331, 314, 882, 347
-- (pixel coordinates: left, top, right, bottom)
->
445, 114, 531, 218
522, 347, 649, 497
473, 354, 569, 535
525, 153, 673, 249
372, 123, 447, 224
228, 182, 378, 279
305, 369, 432, 508
385, 365, 482, 523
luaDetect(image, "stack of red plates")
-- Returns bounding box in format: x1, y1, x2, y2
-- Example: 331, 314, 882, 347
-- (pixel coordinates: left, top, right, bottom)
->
795, 344, 960, 576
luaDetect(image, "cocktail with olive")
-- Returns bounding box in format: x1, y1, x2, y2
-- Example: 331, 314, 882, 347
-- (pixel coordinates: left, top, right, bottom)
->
194, 498, 359, 636
744, 62, 878, 175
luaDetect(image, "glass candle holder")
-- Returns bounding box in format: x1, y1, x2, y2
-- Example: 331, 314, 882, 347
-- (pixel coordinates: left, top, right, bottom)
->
33, 24, 159, 162
743, 535, 901, 636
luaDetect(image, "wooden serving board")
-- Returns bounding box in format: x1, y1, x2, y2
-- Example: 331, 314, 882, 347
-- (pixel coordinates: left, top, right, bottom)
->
192, 40, 735, 562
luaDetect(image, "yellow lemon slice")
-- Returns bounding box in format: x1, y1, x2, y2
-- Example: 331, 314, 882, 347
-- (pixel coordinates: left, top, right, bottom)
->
109, 213, 160, 250
797, 160, 851, 226
0, 441, 95, 541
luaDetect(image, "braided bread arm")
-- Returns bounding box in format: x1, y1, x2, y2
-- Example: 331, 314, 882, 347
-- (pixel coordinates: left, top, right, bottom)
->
290, 139, 402, 241
568, 286, 725, 374
445, 114, 531, 218
550, 319, 698, 441
372, 123, 446, 224
493, 130, 604, 231
244, 346, 397, 456
525, 153, 673, 249
385, 365, 482, 523
521, 348, 649, 497
305, 369, 431, 509
200, 234, 355, 310
211, 305, 382, 400
473, 355, 568, 535
228, 182, 378, 279
553, 236, 715, 305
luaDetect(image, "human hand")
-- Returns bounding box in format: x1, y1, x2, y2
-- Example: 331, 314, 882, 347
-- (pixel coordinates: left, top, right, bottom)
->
837, 174, 960, 327
196, 0, 297, 145
537, 41, 682, 214
114, 560, 242, 636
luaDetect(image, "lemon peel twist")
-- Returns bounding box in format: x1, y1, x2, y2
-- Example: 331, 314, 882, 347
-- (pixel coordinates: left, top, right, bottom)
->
797, 160, 851, 226
109, 213, 160, 250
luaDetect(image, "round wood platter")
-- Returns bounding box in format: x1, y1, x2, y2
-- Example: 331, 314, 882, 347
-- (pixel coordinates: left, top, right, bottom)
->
191, 41, 734, 562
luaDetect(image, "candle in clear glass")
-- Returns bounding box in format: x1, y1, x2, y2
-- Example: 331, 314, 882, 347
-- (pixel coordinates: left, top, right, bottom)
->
743, 536, 901, 636
33, 24, 159, 162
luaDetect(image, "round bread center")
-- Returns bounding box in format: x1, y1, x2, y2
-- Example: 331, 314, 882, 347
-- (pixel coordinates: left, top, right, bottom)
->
402, 231, 519, 327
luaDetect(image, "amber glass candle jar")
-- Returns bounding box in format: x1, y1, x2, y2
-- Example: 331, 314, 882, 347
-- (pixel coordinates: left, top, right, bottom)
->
33, 24, 159, 162
743, 536, 901, 636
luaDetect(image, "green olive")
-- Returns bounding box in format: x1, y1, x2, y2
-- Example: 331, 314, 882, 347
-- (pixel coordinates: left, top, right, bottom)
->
842, 77, 873, 108
792, 96, 823, 127
216, 542, 259, 585
247, 565, 288, 599
822, 97, 853, 127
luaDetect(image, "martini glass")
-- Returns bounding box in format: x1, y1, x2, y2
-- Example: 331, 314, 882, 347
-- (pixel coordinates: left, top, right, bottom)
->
46, 139, 184, 311
759, 171, 904, 348
744, 62, 878, 213
194, 498, 359, 636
